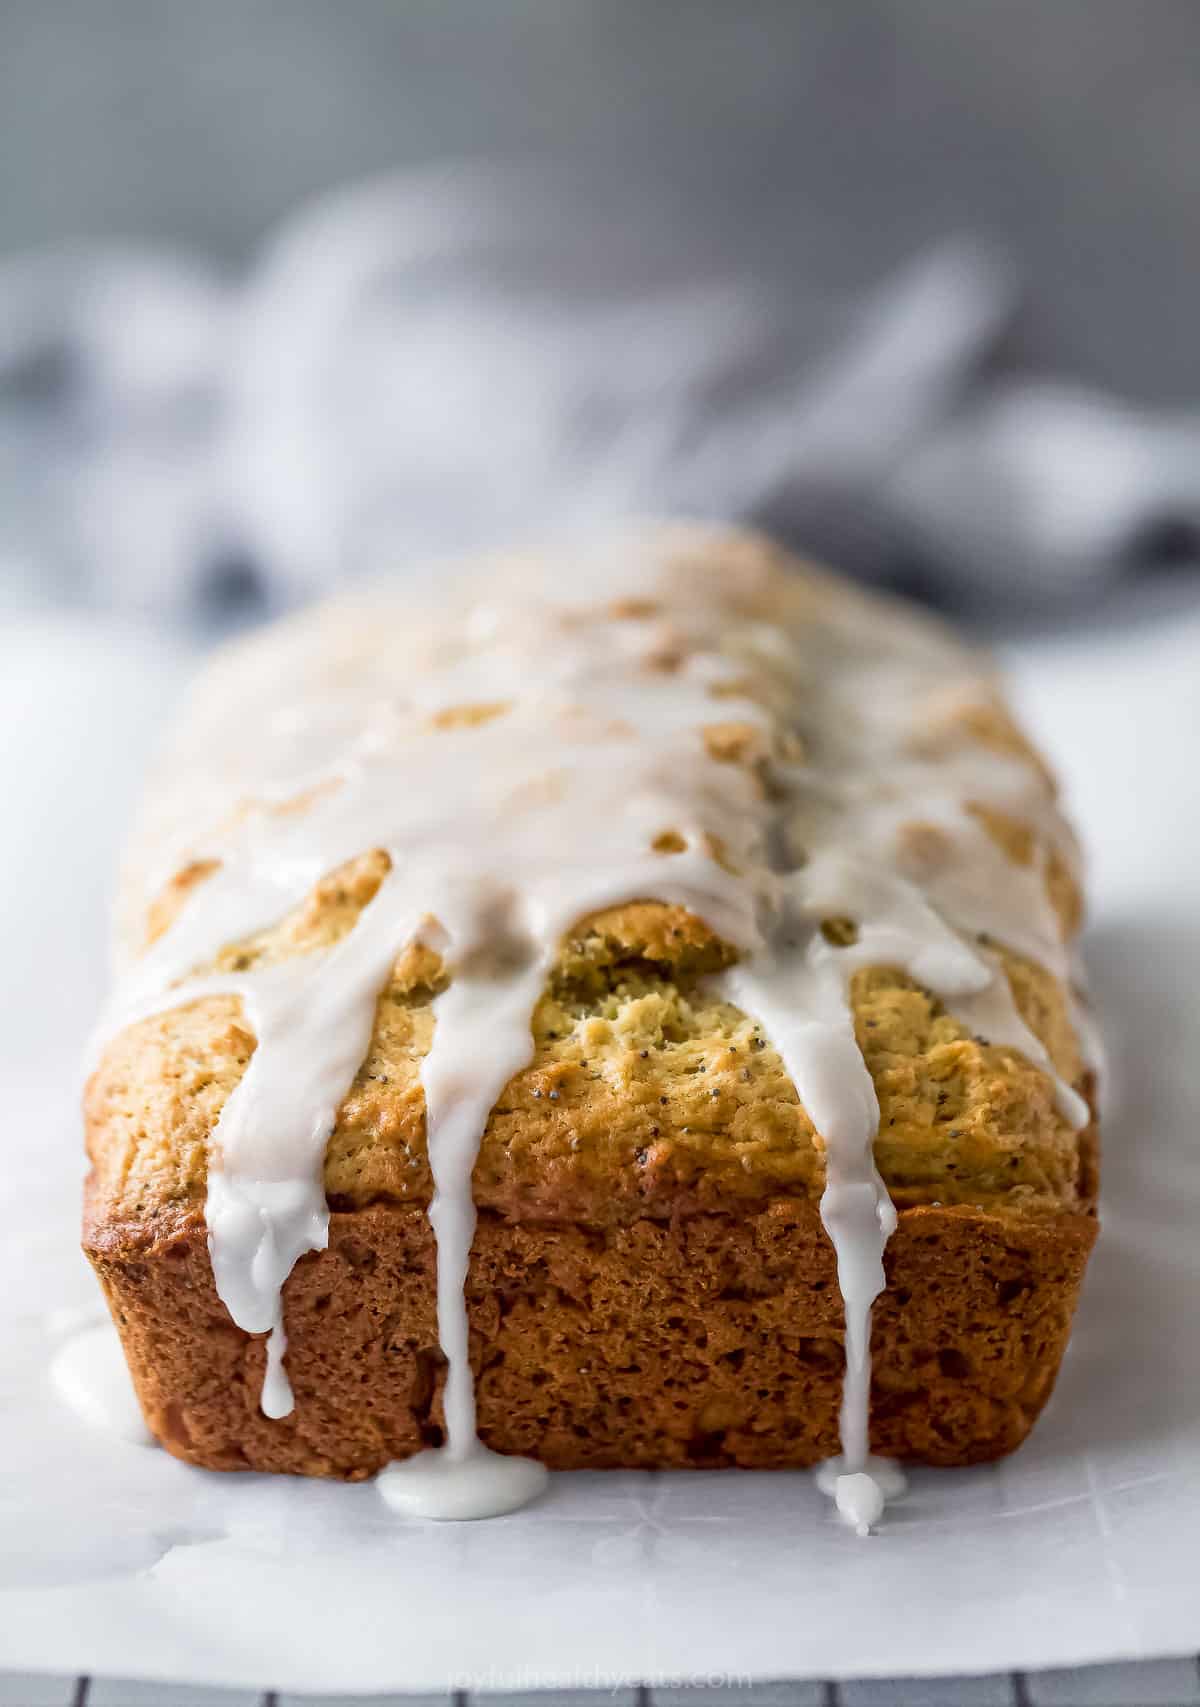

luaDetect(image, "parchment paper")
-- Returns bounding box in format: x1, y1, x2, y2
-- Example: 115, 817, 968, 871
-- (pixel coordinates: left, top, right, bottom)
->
2, 595, 1198, 1693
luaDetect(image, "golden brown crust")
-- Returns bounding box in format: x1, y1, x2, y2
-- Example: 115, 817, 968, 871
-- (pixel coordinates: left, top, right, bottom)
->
86, 1194, 1096, 1477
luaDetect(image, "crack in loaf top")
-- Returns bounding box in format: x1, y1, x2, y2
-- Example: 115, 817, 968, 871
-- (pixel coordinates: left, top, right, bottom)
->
85, 523, 1095, 1516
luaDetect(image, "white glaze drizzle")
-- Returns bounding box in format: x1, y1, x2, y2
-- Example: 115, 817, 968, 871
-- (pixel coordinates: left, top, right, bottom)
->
815, 1456, 908, 1537
92, 529, 1091, 1526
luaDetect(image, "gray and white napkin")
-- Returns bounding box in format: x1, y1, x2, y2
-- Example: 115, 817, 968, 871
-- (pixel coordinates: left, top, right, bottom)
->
1, 163, 1197, 627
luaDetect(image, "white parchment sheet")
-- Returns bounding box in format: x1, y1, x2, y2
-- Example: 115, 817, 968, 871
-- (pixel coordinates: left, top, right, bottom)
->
1, 596, 1198, 1693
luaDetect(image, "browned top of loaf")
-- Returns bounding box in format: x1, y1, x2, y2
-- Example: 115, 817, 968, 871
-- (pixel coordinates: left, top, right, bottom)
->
84, 527, 1094, 1255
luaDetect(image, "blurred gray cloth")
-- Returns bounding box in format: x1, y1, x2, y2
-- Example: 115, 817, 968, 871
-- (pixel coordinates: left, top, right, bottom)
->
2, 163, 1198, 625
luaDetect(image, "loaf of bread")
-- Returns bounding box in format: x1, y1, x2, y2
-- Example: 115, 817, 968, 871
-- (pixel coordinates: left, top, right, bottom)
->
83, 525, 1097, 1500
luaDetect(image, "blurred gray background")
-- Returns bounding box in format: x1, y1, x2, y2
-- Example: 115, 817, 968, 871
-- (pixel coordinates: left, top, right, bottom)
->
3, 0, 1198, 402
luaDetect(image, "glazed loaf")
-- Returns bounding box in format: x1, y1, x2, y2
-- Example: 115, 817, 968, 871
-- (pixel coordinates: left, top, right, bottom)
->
84, 527, 1097, 1481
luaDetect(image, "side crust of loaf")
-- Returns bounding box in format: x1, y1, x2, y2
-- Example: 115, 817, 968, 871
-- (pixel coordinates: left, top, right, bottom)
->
86, 1180, 1096, 1478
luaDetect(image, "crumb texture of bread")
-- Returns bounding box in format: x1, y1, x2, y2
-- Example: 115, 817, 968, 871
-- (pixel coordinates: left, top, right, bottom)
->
84, 524, 1098, 1477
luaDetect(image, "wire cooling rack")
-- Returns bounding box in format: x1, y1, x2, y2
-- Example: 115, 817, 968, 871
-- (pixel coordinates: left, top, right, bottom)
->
3, 1663, 1200, 1707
